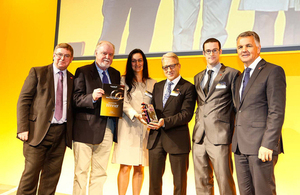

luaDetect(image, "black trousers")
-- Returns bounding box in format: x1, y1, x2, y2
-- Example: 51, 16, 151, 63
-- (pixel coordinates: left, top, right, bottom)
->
17, 123, 66, 195
149, 133, 189, 195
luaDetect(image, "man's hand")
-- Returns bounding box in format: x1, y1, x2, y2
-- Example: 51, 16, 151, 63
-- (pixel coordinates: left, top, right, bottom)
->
135, 114, 147, 125
18, 131, 29, 141
92, 88, 105, 101
147, 118, 164, 130
258, 146, 273, 162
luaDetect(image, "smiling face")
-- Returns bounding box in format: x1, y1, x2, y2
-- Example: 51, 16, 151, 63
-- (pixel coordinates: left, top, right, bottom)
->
131, 53, 144, 74
162, 57, 180, 81
95, 43, 114, 70
53, 48, 73, 70
203, 42, 222, 68
237, 36, 261, 67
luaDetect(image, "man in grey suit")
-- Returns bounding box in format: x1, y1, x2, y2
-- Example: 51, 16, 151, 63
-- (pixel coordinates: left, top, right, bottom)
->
17, 43, 74, 194
233, 31, 286, 195
193, 38, 239, 195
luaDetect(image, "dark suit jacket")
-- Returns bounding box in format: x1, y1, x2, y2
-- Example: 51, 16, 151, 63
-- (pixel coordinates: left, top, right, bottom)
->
193, 64, 240, 144
147, 77, 196, 154
232, 59, 286, 155
73, 62, 121, 144
17, 64, 74, 148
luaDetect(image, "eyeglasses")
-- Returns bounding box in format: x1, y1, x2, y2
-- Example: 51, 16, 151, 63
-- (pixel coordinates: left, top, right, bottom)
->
162, 63, 178, 71
132, 59, 143, 63
55, 53, 71, 59
204, 49, 219, 55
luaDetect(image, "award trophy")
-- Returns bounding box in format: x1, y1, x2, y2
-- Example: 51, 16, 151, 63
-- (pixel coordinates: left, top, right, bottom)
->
142, 103, 158, 124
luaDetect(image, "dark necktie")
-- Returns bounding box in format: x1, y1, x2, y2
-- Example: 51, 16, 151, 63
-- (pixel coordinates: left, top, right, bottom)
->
163, 81, 173, 108
55, 71, 63, 121
203, 70, 213, 96
102, 71, 109, 84
241, 67, 251, 98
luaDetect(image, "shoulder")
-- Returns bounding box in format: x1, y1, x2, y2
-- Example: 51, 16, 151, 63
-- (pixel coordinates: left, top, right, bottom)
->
108, 66, 121, 74
179, 77, 193, 86
147, 78, 157, 84
194, 69, 205, 78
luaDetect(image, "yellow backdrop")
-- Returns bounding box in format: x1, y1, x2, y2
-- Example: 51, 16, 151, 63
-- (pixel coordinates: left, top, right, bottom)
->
0, 0, 299, 194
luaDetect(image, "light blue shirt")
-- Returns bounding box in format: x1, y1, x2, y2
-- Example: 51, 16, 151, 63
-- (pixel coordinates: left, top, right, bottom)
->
95, 62, 111, 84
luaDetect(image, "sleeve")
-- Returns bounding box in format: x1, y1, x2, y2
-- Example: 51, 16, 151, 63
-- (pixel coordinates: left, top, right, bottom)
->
17, 68, 38, 133
73, 68, 94, 109
261, 65, 286, 150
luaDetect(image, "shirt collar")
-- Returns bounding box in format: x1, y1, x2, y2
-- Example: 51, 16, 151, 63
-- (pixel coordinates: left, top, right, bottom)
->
167, 75, 181, 86
244, 56, 262, 70
53, 64, 66, 74
206, 63, 221, 74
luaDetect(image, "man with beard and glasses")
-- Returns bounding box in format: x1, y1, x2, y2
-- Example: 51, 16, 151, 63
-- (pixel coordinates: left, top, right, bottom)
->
72, 41, 121, 195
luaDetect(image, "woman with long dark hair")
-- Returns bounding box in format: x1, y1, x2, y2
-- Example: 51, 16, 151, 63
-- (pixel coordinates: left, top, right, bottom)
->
112, 49, 156, 195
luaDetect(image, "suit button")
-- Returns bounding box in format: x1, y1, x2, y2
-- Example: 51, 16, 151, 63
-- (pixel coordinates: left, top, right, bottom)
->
204, 115, 207, 118
239, 111, 241, 113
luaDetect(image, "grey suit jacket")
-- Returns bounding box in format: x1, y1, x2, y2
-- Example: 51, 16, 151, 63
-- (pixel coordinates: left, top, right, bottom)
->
17, 64, 74, 148
232, 59, 286, 155
147, 77, 196, 154
193, 64, 240, 145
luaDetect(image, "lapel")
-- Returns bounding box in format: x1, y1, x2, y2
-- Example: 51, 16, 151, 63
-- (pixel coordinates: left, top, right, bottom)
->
163, 78, 183, 110
47, 65, 55, 105
107, 67, 117, 84
206, 64, 226, 99
235, 74, 243, 109
157, 80, 166, 111
66, 71, 74, 109
90, 62, 103, 88
239, 59, 266, 107
196, 71, 206, 100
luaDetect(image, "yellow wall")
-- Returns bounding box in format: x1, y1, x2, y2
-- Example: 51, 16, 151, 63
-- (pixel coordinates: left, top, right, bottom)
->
0, 0, 299, 194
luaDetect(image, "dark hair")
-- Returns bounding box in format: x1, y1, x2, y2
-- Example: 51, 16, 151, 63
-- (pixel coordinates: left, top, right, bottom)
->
202, 38, 221, 51
125, 49, 150, 100
55, 43, 74, 57
236, 31, 260, 46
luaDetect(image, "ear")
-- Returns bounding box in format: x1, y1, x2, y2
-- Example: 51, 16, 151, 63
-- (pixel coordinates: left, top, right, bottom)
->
202, 51, 205, 56
219, 49, 222, 55
257, 44, 261, 54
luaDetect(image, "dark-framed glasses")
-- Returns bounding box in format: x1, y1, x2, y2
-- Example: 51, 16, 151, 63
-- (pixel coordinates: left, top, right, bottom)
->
162, 63, 178, 71
204, 49, 219, 55
55, 53, 71, 59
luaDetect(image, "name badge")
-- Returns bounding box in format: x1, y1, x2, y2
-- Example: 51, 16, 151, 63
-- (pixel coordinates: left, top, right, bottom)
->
170, 89, 180, 96
216, 82, 226, 89
145, 90, 153, 98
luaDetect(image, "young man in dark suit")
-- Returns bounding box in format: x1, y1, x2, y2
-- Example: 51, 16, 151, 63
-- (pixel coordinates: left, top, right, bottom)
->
17, 43, 74, 195
233, 31, 286, 195
193, 38, 239, 195
72, 41, 121, 195
147, 52, 196, 195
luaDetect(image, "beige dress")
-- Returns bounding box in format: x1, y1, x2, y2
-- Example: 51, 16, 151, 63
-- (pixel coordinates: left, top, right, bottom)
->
112, 77, 156, 166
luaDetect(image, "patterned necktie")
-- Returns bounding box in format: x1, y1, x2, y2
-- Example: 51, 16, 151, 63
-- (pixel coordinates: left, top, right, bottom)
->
102, 71, 109, 84
163, 81, 173, 108
203, 70, 213, 96
241, 67, 251, 98
55, 71, 63, 121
